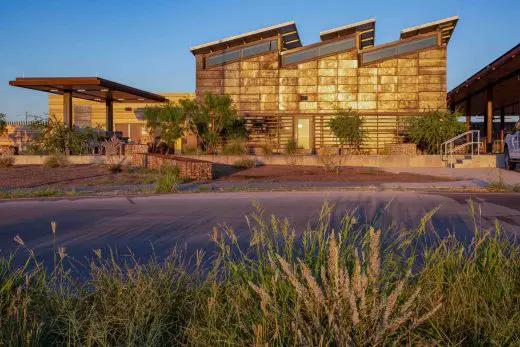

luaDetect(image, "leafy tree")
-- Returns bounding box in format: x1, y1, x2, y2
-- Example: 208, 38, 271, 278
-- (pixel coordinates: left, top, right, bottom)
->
0, 113, 7, 135
143, 102, 186, 153
328, 110, 365, 154
187, 93, 241, 153
407, 110, 465, 154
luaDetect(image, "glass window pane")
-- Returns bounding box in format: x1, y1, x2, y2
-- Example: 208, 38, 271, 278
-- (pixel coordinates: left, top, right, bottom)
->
318, 37, 355, 56
362, 46, 398, 63
242, 41, 272, 58
283, 48, 318, 65
397, 36, 437, 55
270, 39, 278, 50
207, 50, 240, 67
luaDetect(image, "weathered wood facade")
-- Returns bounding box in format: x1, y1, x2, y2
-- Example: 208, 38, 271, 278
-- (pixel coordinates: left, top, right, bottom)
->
192, 18, 458, 153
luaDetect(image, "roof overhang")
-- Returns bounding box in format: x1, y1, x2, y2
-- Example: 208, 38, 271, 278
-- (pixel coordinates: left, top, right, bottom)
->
9, 77, 167, 103
401, 16, 459, 46
448, 44, 520, 107
190, 21, 301, 55
320, 18, 375, 49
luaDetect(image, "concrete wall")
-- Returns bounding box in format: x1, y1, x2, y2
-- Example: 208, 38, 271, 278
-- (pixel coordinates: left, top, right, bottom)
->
179, 154, 500, 168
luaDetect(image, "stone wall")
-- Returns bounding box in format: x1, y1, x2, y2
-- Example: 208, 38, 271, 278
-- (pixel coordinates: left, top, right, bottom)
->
385, 143, 417, 155
125, 144, 148, 155
131, 153, 213, 180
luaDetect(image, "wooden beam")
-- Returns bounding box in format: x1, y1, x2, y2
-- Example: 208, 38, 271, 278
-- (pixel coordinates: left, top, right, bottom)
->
63, 91, 73, 129
500, 105, 505, 152
485, 86, 493, 153
106, 99, 114, 132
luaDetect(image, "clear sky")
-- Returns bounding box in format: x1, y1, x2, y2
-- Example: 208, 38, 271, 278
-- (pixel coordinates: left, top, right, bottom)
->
1, 0, 519, 120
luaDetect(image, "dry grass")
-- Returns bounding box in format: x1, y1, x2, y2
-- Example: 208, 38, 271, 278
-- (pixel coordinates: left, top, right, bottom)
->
0, 200, 518, 346
0, 156, 14, 168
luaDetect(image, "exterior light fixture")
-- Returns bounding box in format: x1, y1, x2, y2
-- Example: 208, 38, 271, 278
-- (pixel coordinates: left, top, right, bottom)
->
50, 89, 58, 92
137, 98, 145, 101
77, 89, 86, 92
94, 98, 101, 101
101, 88, 109, 92
117, 98, 124, 101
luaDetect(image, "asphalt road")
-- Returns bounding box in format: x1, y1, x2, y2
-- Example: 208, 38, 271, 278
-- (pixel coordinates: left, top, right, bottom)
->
1, 191, 519, 265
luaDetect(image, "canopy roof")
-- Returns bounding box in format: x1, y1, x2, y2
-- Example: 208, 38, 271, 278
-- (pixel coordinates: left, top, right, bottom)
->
400, 16, 459, 46
190, 21, 301, 55
9, 77, 167, 103
320, 19, 375, 49
448, 43, 520, 109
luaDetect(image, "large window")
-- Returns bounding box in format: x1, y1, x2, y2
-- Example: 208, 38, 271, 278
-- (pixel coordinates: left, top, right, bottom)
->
206, 39, 278, 68
361, 35, 438, 64
282, 36, 356, 66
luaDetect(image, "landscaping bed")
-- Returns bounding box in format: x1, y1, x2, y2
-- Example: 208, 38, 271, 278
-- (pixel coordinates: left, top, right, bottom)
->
216, 165, 455, 183
0, 164, 161, 190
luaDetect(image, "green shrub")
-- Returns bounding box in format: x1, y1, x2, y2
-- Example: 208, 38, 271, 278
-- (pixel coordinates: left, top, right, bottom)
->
155, 165, 185, 193
233, 158, 256, 169
182, 145, 199, 155
222, 138, 247, 155
328, 109, 366, 154
0, 156, 14, 168
284, 138, 299, 155
43, 154, 70, 168
407, 110, 466, 154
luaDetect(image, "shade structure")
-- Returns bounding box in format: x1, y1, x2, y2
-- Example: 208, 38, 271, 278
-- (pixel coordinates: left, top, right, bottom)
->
9, 77, 167, 131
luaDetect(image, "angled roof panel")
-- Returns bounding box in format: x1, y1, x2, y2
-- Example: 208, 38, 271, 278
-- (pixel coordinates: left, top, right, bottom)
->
320, 18, 375, 49
400, 16, 459, 45
190, 21, 301, 55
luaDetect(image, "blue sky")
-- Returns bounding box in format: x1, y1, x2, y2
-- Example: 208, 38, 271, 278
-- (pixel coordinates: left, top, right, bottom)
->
1, 0, 519, 120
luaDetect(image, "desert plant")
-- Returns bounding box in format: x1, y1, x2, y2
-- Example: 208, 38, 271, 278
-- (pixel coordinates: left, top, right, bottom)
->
259, 142, 273, 156
317, 146, 341, 173
328, 109, 365, 154
285, 138, 299, 155
155, 165, 183, 193
222, 138, 247, 155
182, 145, 200, 155
43, 154, 70, 168
108, 163, 123, 173
0, 156, 14, 168
407, 110, 465, 154
143, 102, 186, 153
233, 158, 256, 169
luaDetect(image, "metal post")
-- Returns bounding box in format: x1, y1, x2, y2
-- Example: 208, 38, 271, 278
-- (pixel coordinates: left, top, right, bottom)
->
106, 99, 114, 133
63, 91, 73, 129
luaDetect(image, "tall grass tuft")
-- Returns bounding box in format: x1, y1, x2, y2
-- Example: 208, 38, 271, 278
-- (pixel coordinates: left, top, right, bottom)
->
0, 201, 518, 345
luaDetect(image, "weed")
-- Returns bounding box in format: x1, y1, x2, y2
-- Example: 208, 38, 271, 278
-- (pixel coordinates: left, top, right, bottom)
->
284, 138, 299, 155
233, 159, 256, 169
43, 154, 70, 168
259, 142, 274, 156
108, 163, 123, 173
0, 156, 14, 168
222, 139, 247, 155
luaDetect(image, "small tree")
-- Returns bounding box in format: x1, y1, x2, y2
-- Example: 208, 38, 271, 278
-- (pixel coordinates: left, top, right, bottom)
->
407, 110, 465, 154
0, 113, 7, 135
143, 102, 186, 153
187, 93, 240, 153
328, 110, 365, 154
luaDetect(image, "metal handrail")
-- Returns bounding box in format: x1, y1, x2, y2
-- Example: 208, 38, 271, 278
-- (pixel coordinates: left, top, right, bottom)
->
440, 130, 481, 167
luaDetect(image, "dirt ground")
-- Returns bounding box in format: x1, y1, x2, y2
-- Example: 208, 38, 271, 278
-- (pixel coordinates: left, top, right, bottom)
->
216, 165, 454, 183
0, 165, 160, 190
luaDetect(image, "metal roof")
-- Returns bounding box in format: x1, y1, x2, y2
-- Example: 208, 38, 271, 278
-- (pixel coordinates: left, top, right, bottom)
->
320, 18, 375, 49
9, 77, 167, 103
190, 21, 301, 55
400, 16, 459, 45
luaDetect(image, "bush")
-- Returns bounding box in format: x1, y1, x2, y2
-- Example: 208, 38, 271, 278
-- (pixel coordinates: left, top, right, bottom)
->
154, 165, 185, 193
317, 146, 341, 173
233, 159, 256, 169
259, 142, 273, 156
43, 154, 70, 168
108, 163, 123, 173
0, 202, 518, 345
222, 138, 247, 155
407, 110, 465, 154
0, 156, 14, 168
328, 109, 365, 154
284, 138, 299, 155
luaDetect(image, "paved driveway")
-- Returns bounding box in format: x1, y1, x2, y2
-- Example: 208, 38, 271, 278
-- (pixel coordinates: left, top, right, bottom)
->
1, 191, 519, 266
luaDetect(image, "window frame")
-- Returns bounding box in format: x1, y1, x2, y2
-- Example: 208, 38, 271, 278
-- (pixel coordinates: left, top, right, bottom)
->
203, 37, 279, 69
360, 32, 441, 66
281, 34, 358, 67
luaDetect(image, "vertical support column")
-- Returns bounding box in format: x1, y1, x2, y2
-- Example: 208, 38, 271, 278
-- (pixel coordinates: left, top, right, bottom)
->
465, 98, 471, 142
106, 99, 114, 133
63, 91, 73, 129
485, 86, 493, 153
500, 105, 505, 152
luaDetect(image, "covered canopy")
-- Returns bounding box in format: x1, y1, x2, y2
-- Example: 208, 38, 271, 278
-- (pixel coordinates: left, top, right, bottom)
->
9, 77, 166, 131
9, 77, 166, 103
401, 16, 458, 46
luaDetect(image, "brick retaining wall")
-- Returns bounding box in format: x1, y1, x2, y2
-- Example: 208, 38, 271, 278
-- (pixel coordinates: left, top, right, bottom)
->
131, 153, 213, 180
